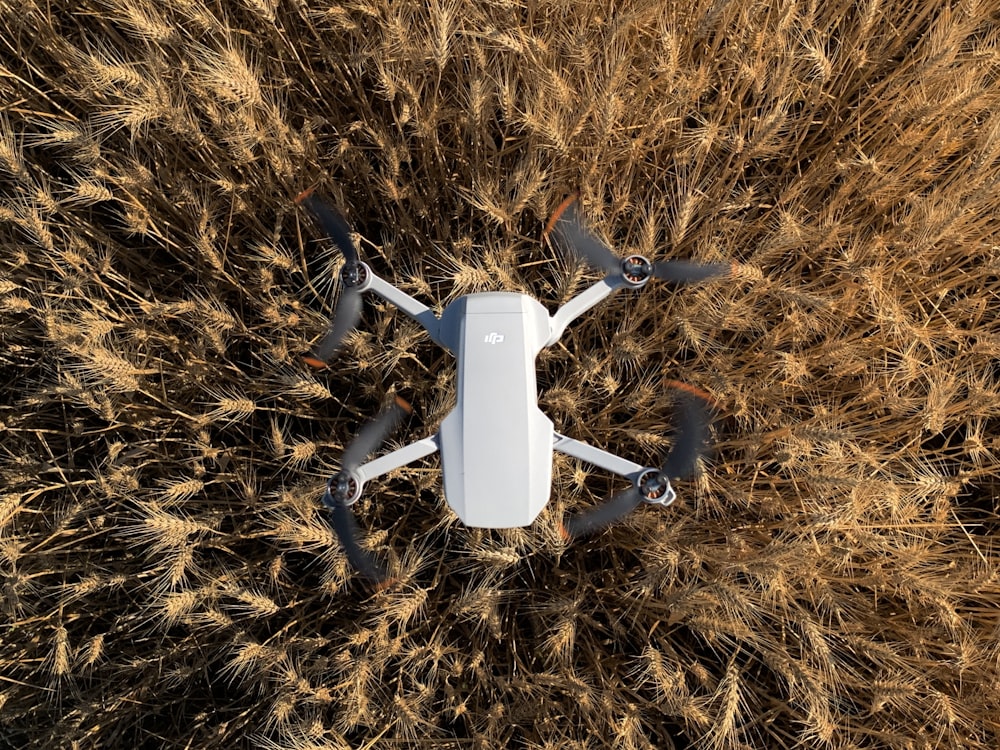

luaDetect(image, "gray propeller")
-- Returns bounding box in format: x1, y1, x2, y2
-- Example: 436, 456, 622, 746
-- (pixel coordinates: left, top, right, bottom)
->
297, 191, 366, 367
546, 193, 731, 285
321, 396, 412, 581
562, 389, 712, 539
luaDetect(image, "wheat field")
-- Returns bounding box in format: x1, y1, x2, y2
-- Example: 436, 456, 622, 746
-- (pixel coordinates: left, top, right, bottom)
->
1, 0, 999, 748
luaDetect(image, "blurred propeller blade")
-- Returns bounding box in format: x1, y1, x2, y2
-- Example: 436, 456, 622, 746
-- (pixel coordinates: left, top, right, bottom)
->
296, 190, 366, 366
323, 486, 387, 582
297, 191, 359, 267
561, 384, 714, 539
545, 192, 733, 286
562, 486, 643, 540
310, 285, 363, 363
545, 193, 622, 275
659, 390, 711, 480
322, 396, 413, 582
651, 260, 732, 284
341, 396, 412, 472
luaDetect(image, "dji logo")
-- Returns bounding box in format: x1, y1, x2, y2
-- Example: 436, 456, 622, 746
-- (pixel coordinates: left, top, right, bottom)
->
484, 332, 505, 344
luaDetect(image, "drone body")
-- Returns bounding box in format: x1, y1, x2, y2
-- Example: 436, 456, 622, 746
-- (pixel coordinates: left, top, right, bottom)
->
300, 190, 726, 580
438, 292, 553, 527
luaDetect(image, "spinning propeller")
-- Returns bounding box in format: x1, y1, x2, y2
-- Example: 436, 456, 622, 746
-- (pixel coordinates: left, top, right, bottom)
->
296, 189, 367, 368
320, 395, 413, 582
544, 192, 732, 285
560, 386, 714, 540
542, 193, 722, 537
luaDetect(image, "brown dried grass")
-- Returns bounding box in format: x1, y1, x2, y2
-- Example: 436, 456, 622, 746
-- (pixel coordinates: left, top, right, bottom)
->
1, 0, 999, 747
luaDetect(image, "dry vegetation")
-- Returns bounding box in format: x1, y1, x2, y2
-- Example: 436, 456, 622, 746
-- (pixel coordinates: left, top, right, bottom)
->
1, 0, 999, 747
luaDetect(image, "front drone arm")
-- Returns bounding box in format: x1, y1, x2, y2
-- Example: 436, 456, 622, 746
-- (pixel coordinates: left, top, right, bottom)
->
364, 270, 446, 349
296, 192, 447, 363
542, 192, 730, 350
545, 274, 632, 347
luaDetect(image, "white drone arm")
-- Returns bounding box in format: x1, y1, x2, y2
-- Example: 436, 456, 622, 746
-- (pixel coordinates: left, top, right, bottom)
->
365, 271, 445, 348
353, 433, 440, 489
552, 431, 645, 481
545, 274, 630, 347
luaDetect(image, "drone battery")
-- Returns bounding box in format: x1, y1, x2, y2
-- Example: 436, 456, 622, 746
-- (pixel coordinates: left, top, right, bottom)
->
437, 293, 554, 527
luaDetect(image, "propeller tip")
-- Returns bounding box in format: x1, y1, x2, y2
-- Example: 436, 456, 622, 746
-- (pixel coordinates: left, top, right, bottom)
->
393, 395, 414, 415
372, 575, 400, 593
294, 184, 318, 205
543, 191, 580, 241
303, 355, 329, 370
663, 379, 717, 408
557, 520, 572, 543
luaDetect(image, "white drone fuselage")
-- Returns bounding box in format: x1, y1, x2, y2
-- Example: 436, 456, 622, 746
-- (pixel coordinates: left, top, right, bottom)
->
345, 265, 666, 528
437, 292, 553, 526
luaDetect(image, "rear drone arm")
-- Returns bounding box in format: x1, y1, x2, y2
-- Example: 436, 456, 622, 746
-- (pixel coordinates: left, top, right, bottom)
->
552, 430, 678, 541
554, 391, 713, 539
554, 431, 679, 508
347, 433, 440, 503
545, 274, 633, 347
320, 397, 434, 583
553, 431, 645, 481
364, 269, 446, 349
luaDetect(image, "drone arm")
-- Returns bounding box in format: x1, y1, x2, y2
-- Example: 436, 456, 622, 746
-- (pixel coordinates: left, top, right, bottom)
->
353, 433, 440, 488
324, 430, 437, 583
365, 272, 445, 348
546, 274, 630, 347
553, 432, 645, 481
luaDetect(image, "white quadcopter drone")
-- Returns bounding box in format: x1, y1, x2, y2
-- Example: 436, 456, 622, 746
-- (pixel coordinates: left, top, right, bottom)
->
297, 189, 728, 581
